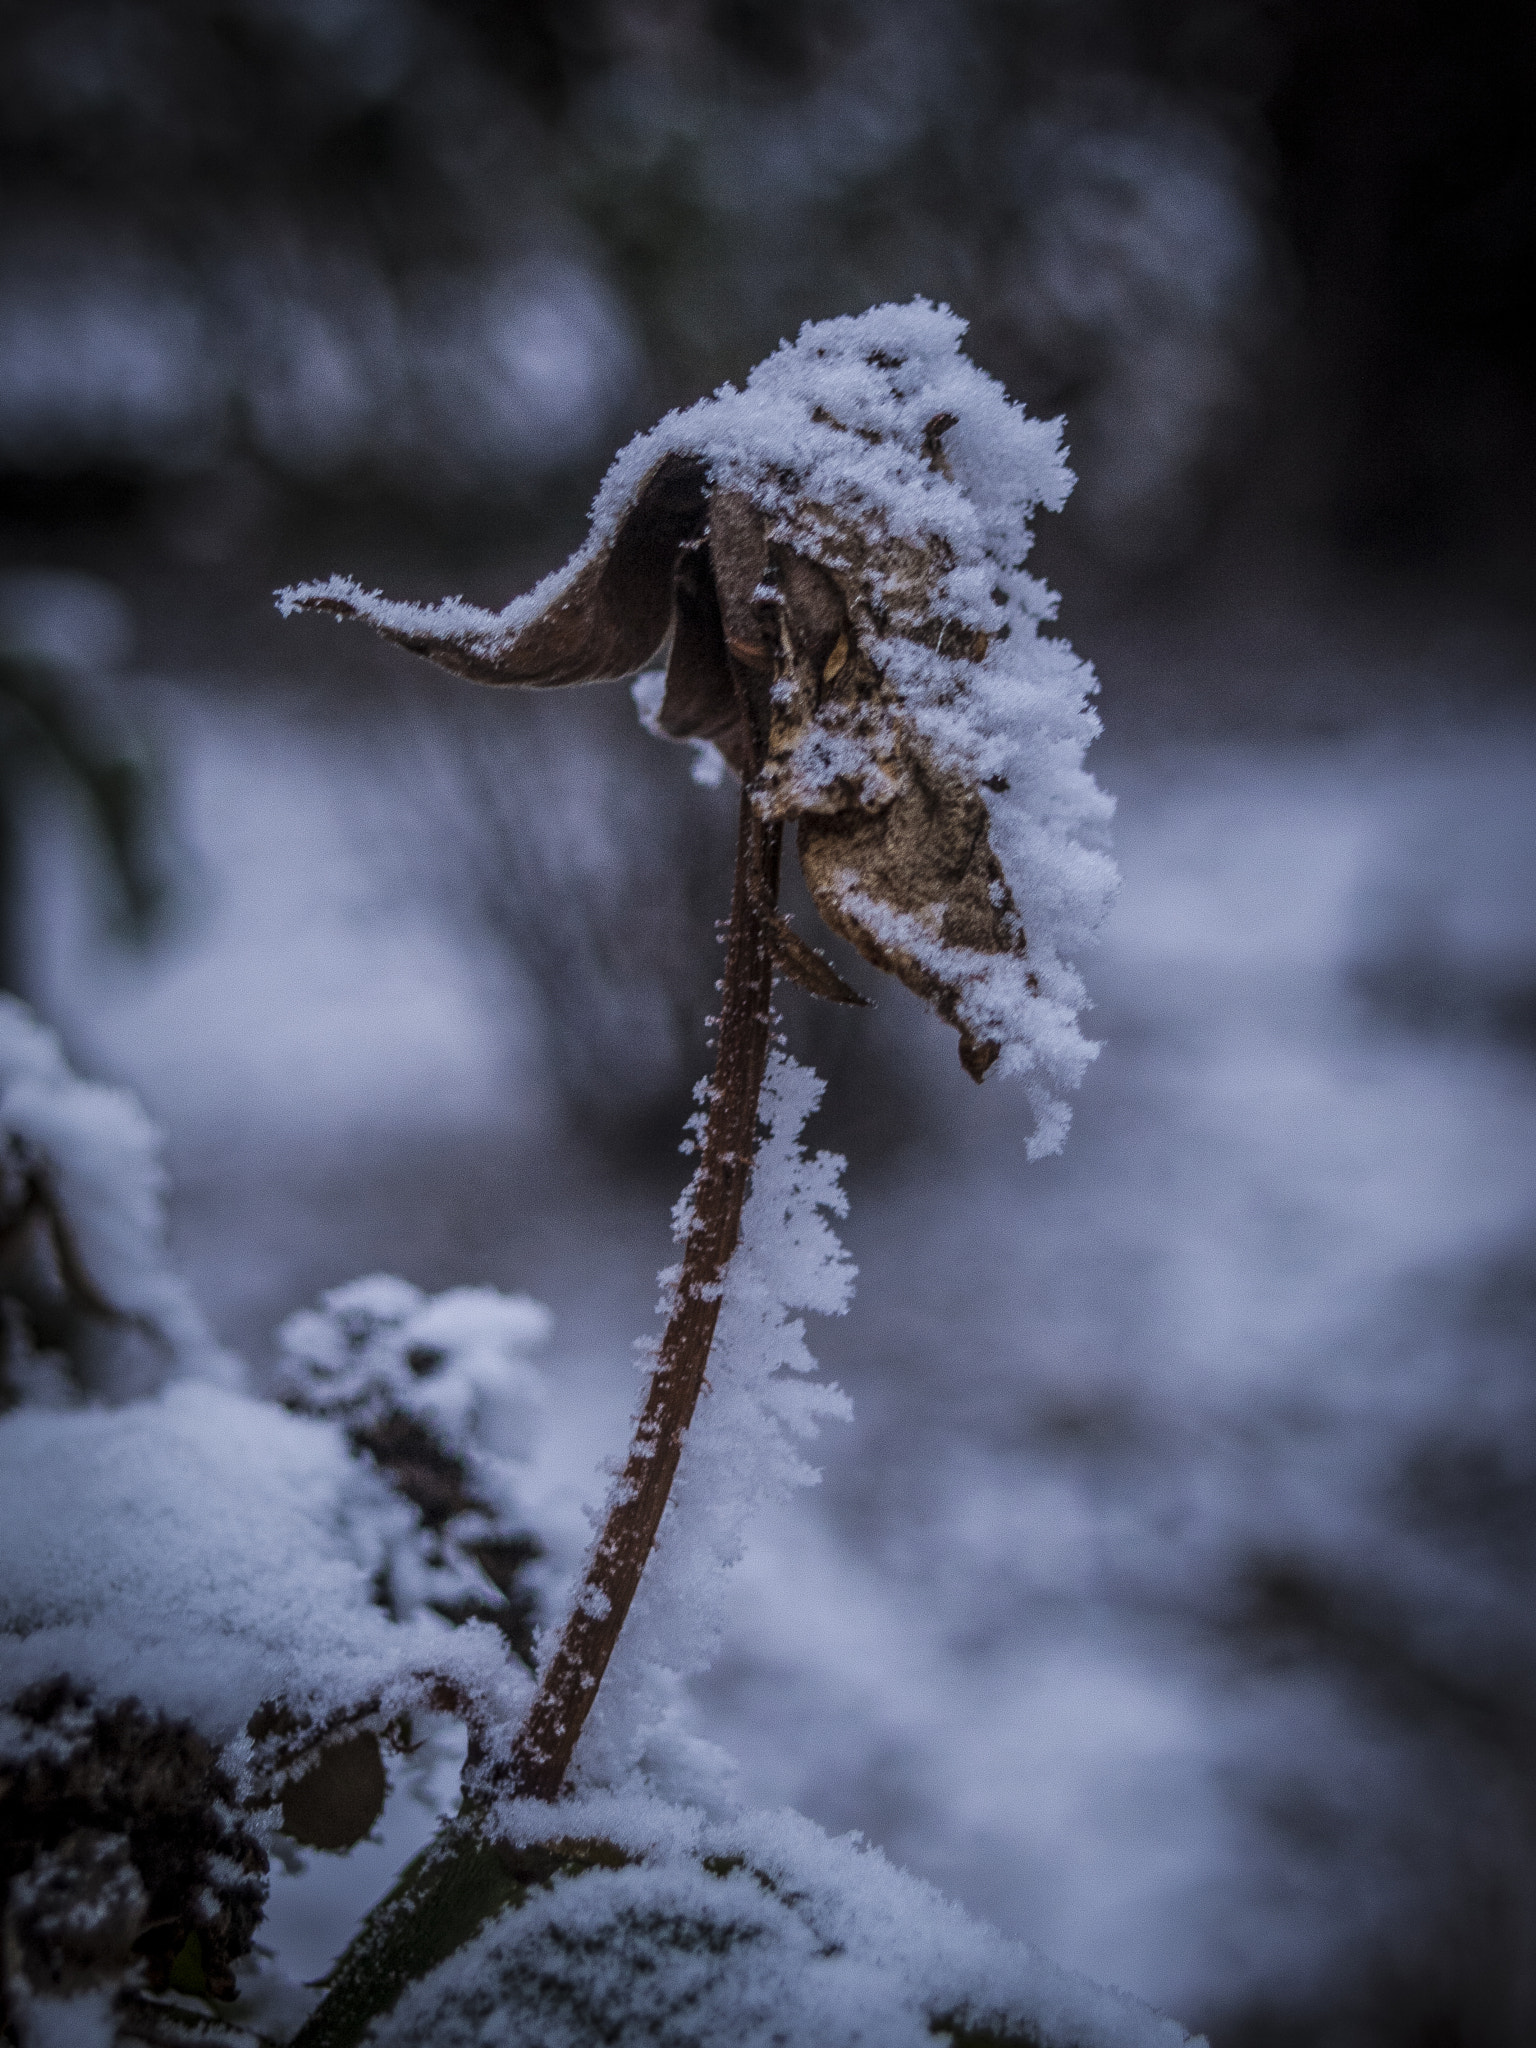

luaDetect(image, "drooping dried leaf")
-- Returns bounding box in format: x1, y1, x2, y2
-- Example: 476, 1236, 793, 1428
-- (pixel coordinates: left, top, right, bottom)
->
281, 302, 1115, 1148
288, 454, 709, 692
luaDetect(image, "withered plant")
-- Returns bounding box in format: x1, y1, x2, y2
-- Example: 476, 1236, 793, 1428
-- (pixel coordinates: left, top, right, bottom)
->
276, 301, 1115, 2046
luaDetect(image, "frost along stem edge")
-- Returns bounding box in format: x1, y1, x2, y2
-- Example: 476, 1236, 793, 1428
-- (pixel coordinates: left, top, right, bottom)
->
503, 789, 782, 1802
270, 303, 1122, 2043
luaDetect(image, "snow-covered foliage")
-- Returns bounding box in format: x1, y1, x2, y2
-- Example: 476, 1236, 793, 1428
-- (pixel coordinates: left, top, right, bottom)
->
571, 1053, 853, 1797
0, 996, 237, 1402
0, 1347, 545, 2042
276, 1274, 568, 1661
276, 1273, 552, 1460
0, 1682, 268, 2020
375, 1790, 1194, 2048
0, 1011, 574, 2035
281, 302, 1116, 1155
0, 1288, 558, 2041
0, 1382, 530, 1768
0, 1011, 543, 1759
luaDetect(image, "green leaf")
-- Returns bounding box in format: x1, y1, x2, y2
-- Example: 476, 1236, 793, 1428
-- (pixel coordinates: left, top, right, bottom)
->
288, 1812, 630, 2048
168, 1929, 209, 1998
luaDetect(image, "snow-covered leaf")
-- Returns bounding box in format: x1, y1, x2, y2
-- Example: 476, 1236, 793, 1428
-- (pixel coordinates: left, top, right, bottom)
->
280, 302, 1116, 1148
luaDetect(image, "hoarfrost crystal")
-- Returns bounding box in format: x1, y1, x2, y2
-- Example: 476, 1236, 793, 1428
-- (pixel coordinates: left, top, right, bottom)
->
561, 1053, 853, 1800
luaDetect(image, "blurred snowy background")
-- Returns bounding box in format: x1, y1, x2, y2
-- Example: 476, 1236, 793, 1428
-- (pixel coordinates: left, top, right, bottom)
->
2, 3, 1533, 2042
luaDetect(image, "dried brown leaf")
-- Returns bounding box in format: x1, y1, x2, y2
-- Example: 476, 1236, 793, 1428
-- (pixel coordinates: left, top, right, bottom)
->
282, 375, 1033, 1072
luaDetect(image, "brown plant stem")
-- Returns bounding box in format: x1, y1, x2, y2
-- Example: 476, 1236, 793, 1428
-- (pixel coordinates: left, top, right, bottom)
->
500, 790, 782, 1803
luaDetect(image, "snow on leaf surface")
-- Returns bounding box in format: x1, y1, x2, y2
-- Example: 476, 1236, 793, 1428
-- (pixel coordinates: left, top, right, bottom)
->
280, 302, 1115, 1151
0, 1381, 529, 1778
372, 1789, 1199, 2048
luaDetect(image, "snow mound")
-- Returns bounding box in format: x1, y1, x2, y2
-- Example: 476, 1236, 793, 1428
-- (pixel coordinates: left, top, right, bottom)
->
0, 1381, 528, 1779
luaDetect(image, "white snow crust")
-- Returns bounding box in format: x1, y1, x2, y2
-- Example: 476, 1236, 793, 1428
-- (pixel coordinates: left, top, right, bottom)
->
375, 1788, 1196, 2048
281, 302, 1116, 1152
0, 1380, 528, 1779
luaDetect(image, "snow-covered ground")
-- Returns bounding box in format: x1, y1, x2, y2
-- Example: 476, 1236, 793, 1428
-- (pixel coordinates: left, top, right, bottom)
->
31, 684, 1536, 2032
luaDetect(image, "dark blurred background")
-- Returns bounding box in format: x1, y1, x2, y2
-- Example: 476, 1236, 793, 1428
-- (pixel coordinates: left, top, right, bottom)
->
3, 4, 1534, 2042
3, 0, 1531, 670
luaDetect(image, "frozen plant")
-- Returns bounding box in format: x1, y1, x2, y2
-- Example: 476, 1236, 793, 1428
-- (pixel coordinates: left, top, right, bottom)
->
285, 300, 1114, 1145
273, 303, 1147, 2048
0, 1354, 546, 2042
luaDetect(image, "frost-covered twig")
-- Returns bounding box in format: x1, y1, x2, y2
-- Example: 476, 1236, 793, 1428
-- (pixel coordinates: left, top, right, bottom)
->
504, 792, 781, 1799
277, 302, 1121, 2045
279, 305, 1115, 1769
